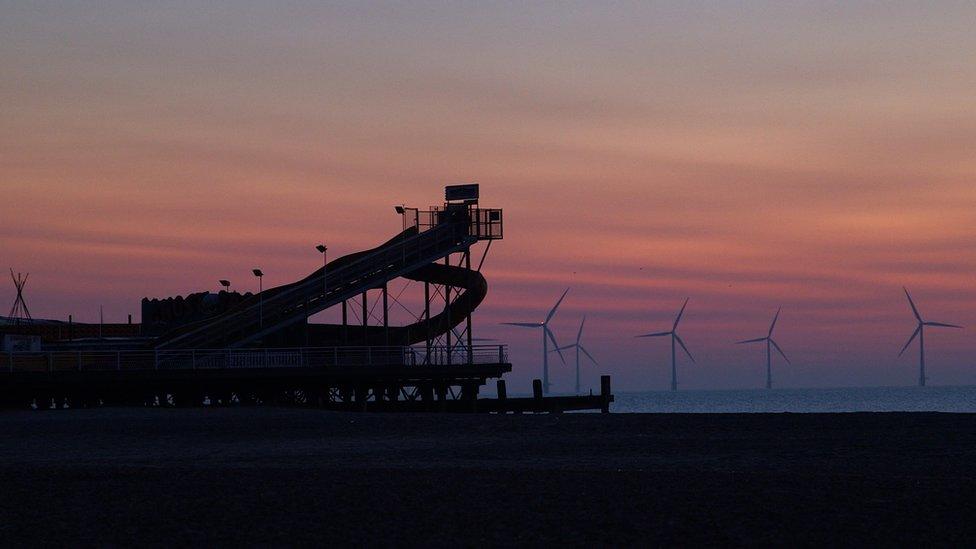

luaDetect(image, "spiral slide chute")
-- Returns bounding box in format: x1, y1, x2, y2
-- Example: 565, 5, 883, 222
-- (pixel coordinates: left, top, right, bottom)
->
153, 221, 487, 350
303, 260, 488, 347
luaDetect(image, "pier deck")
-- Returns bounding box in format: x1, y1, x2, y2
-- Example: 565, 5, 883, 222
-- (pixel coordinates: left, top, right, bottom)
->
0, 345, 612, 413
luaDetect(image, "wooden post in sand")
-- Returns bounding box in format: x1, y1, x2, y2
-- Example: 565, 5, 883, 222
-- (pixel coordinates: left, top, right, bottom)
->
355, 385, 368, 412
496, 379, 507, 414
600, 375, 611, 414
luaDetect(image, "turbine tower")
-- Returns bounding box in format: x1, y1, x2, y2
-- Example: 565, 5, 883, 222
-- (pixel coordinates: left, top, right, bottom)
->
554, 315, 599, 395
500, 288, 569, 394
899, 287, 963, 387
736, 307, 790, 389
636, 298, 694, 391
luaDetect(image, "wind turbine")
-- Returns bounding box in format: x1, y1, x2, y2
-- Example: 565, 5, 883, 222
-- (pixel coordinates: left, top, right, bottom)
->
899, 287, 963, 387
500, 288, 569, 394
636, 298, 694, 391
736, 307, 790, 389
554, 315, 599, 395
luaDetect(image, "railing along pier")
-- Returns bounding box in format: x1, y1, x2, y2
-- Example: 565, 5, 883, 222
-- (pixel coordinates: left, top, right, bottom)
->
0, 344, 508, 373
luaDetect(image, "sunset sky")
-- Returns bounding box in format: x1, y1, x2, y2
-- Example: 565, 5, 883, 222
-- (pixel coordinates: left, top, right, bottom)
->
3, 2, 975, 390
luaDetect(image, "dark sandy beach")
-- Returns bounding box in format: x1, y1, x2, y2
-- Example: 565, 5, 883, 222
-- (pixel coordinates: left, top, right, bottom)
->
2, 408, 974, 546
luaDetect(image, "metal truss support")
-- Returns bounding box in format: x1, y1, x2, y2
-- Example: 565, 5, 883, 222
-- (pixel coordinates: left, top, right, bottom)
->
424, 282, 432, 364
465, 247, 473, 365
382, 283, 389, 346
445, 254, 452, 365
361, 291, 368, 343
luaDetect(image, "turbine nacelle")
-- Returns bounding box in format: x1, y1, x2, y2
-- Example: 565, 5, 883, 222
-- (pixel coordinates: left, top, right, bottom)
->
735, 336, 791, 365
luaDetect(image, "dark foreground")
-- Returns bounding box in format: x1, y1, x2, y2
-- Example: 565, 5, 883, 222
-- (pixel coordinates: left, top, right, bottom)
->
2, 409, 975, 546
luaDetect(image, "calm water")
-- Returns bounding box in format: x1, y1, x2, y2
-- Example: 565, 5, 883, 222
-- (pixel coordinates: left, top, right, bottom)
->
611, 385, 976, 413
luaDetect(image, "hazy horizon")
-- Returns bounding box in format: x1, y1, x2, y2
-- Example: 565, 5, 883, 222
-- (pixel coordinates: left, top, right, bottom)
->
3, 2, 974, 391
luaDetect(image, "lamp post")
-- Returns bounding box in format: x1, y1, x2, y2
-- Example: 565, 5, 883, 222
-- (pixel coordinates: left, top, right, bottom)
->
394, 205, 406, 230
252, 269, 264, 329
315, 244, 327, 296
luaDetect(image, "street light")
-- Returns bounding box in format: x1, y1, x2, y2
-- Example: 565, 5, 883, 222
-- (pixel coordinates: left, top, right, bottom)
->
252, 269, 264, 329
394, 205, 410, 231
315, 244, 328, 296
218, 279, 231, 293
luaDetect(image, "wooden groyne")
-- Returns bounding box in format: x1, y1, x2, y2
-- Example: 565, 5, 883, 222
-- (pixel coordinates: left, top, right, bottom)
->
482, 376, 614, 414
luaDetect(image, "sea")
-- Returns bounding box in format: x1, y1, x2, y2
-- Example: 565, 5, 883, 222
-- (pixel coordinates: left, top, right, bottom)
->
610, 385, 976, 413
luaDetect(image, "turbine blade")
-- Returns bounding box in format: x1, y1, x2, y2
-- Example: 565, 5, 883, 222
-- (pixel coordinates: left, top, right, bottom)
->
637, 331, 672, 338
768, 307, 781, 337
545, 288, 570, 324
898, 325, 921, 357
736, 337, 767, 344
546, 327, 566, 364
924, 322, 963, 329
769, 338, 791, 365
673, 298, 689, 330
674, 333, 695, 363
903, 287, 922, 322
500, 322, 541, 328
576, 315, 586, 344
552, 344, 576, 352
579, 345, 599, 366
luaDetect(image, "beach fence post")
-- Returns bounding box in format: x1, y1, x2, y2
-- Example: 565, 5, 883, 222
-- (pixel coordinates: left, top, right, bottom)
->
532, 379, 542, 412
600, 375, 611, 414
496, 379, 507, 414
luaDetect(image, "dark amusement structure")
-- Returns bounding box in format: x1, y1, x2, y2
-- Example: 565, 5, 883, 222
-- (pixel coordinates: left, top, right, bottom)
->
1, 185, 612, 412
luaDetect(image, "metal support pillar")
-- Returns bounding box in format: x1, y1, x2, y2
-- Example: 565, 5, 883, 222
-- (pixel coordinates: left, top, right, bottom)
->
361, 291, 368, 345
436, 382, 447, 412
304, 297, 309, 346
465, 247, 473, 364
445, 254, 452, 365
341, 300, 348, 344
355, 385, 368, 412
424, 282, 432, 364
382, 283, 389, 346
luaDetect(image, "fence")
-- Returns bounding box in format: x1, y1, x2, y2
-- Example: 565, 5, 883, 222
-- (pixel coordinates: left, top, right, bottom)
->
0, 344, 508, 373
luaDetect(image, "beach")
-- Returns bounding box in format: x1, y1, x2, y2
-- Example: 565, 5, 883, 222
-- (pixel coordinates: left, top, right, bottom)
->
2, 408, 974, 546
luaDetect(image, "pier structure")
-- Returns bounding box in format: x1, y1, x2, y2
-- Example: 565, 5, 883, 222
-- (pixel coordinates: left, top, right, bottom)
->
0, 185, 613, 412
